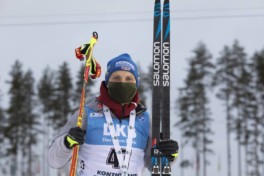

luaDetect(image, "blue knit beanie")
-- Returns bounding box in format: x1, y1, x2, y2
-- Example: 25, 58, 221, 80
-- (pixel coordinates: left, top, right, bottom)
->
105, 53, 139, 87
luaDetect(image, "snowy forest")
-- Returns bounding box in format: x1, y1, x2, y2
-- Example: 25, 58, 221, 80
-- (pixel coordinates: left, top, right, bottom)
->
0, 40, 264, 176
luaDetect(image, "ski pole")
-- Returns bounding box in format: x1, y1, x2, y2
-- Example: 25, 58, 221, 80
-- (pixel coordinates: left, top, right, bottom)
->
69, 32, 99, 176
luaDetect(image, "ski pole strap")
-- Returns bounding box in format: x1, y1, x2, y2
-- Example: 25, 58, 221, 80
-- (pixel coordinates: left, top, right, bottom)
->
103, 105, 136, 176
66, 136, 79, 149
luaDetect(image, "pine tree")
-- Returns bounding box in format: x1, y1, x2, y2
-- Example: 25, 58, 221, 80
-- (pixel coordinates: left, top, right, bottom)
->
253, 48, 264, 176
176, 87, 192, 175
137, 64, 154, 108
38, 67, 55, 116
5, 61, 39, 175
0, 89, 7, 174
37, 66, 55, 176
137, 64, 151, 106
51, 62, 73, 129
212, 43, 237, 176
20, 69, 39, 176
176, 43, 214, 176
228, 41, 249, 176
247, 48, 264, 176
212, 40, 263, 176
5, 60, 25, 175
39, 62, 73, 176
0, 104, 4, 150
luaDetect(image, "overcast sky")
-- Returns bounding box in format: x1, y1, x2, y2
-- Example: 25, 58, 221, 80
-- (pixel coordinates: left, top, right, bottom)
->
1, 0, 264, 175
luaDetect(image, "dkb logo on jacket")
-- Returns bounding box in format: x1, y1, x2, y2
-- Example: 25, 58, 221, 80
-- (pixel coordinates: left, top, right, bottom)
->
103, 123, 137, 138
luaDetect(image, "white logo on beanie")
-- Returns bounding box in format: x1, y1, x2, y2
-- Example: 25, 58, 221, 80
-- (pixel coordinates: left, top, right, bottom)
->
115, 61, 135, 71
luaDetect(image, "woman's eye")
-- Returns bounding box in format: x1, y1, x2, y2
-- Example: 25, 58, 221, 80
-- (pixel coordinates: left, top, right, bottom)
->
126, 77, 133, 81
111, 76, 119, 81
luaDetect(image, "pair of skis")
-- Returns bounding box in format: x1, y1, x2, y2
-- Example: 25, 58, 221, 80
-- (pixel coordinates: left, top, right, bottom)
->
151, 0, 171, 176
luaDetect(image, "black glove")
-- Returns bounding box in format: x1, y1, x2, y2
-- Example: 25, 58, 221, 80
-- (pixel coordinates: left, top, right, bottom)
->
157, 139, 179, 161
64, 127, 85, 149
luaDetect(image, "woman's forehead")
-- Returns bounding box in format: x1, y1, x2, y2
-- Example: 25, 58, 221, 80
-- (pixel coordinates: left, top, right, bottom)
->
111, 70, 134, 76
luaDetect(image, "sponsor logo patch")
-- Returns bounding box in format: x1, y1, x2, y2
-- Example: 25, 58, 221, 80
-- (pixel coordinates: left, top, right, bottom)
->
115, 61, 135, 71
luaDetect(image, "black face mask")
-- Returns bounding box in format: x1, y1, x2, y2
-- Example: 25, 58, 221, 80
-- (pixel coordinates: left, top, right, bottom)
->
108, 82, 137, 104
